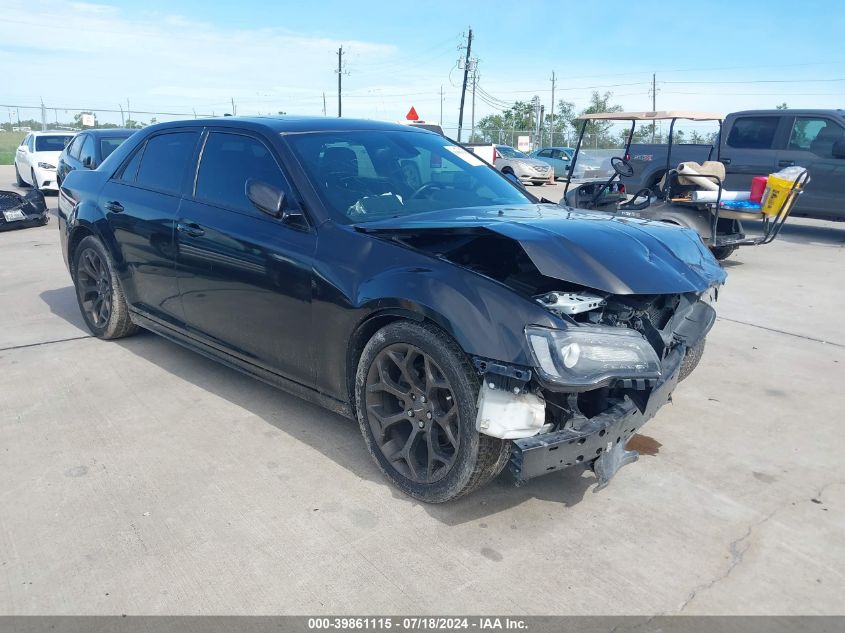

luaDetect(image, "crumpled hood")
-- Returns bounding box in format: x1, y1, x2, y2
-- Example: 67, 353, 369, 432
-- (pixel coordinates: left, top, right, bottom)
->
356, 205, 727, 295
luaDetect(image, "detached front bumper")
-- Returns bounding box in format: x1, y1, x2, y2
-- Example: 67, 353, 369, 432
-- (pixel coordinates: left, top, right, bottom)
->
509, 345, 684, 485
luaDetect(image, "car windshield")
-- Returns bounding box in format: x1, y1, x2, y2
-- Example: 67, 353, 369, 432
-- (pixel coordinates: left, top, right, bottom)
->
286, 130, 532, 224
496, 145, 528, 159
35, 135, 72, 152
100, 137, 129, 160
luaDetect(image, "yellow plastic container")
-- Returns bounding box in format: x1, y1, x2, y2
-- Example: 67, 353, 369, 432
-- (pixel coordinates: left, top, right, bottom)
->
760, 173, 803, 217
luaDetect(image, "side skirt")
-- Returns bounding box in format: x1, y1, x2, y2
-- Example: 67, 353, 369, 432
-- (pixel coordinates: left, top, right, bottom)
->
128, 309, 354, 420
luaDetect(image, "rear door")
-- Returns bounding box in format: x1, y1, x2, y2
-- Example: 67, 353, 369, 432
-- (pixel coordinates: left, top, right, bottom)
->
99, 129, 200, 326
720, 114, 784, 189
775, 115, 845, 219
176, 128, 316, 384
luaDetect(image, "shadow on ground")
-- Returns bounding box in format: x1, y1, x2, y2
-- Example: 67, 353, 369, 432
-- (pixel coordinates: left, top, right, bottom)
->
39, 284, 654, 524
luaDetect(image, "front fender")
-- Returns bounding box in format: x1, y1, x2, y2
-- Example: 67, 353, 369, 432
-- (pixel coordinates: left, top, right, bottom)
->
356, 267, 563, 367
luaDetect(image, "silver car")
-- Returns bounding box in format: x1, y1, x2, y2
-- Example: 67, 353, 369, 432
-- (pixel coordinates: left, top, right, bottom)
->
490, 145, 553, 186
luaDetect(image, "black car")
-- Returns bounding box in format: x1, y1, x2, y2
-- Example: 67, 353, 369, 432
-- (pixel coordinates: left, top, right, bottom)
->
56, 128, 136, 187
0, 189, 48, 231
57, 117, 725, 502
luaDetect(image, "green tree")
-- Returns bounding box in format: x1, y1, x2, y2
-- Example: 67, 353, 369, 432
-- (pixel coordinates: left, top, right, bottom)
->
578, 91, 623, 148
776, 102, 789, 110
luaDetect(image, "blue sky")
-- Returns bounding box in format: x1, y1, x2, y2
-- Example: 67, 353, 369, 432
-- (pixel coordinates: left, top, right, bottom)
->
2, 0, 843, 132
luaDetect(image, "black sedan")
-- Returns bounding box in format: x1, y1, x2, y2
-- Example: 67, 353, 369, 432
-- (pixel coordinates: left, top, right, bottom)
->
56, 128, 136, 187
57, 116, 725, 502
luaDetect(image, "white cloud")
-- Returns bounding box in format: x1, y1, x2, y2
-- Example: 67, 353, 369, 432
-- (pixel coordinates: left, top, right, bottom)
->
0, 0, 431, 124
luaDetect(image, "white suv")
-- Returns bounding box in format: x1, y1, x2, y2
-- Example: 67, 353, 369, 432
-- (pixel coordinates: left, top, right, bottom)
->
14, 131, 74, 192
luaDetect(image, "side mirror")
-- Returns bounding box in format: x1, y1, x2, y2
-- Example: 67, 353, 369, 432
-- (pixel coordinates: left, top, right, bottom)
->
246, 178, 303, 223
832, 138, 845, 159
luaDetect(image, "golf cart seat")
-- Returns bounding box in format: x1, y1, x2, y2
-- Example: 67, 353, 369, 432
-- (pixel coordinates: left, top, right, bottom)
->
658, 161, 725, 196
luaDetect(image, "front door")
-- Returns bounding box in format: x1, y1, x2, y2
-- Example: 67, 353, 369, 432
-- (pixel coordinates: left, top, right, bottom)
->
775, 115, 845, 219
176, 130, 316, 385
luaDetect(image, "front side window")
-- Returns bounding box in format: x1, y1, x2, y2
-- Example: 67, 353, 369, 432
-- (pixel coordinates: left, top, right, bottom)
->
35, 135, 72, 152
286, 129, 531, 223
726, 117, 779, 149
195, 132, 287, 213
134, 131, 199, 193
788, 117, 845, 157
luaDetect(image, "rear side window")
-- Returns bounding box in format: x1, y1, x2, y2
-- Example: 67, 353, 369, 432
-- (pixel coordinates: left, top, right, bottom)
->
134, 132, 199, 193
195, 132, 287, 213
100, 137, 127, 160
67, 135, 83, 159
726, 117, 779, 149
79, 135, 96, 166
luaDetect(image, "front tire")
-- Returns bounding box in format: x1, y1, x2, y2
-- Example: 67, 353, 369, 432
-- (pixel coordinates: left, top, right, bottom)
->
31, 168, 39, 192
71, 236, 138, 339
355, 321, 509, 503
679, 339, 705, 382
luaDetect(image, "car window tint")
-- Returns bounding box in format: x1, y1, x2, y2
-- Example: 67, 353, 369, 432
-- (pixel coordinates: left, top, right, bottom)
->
195, 132, 287, 213
79, 135, 96, 165
726, 117, 779, 149
118, 145, 144, 182
68, 135, 83, 159
27, 135, 34, 151
35, 136, 72, 152
788, 117, 845, 157
135, 131, 198, 193
100, 137, 127, 160
537, 149, 551, 157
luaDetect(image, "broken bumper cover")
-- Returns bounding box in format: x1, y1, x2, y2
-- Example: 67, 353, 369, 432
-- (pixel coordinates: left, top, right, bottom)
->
509, 345, 683, 486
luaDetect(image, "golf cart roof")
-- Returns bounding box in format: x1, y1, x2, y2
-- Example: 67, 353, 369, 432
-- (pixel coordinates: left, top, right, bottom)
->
577, 111, 723, 122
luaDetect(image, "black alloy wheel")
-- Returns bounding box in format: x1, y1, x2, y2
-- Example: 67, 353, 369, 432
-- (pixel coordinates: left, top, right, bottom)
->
356, 321, 510, 503
365, 343, 460, 484
76, 247, 113, 329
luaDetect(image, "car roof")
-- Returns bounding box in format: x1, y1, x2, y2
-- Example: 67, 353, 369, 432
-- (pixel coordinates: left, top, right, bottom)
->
30, 130, 75, 136
729, 109, 845, 117
144, 116, 430, 134
76, 128, 136, 137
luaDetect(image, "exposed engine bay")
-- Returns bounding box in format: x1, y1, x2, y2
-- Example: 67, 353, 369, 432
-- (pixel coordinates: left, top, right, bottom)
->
386, 226, 718, 486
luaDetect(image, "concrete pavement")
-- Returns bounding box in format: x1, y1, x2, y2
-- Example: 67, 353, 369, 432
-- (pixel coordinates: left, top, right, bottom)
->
1, 166, 843, 615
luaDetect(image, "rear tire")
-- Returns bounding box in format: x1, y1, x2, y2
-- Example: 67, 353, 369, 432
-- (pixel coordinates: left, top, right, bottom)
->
679, 339, 705, 382
710, 245, 737, 261
71, 236, 138, 340
355, 321, 509, 503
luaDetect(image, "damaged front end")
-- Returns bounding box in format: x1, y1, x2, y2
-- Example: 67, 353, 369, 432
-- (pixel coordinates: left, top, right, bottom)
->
358, 205, 724, 488
476, 289, 716, 488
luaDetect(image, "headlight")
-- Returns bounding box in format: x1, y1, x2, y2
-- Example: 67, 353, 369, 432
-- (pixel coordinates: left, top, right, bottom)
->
38, 162, 56, 170
526, 325, 661, 388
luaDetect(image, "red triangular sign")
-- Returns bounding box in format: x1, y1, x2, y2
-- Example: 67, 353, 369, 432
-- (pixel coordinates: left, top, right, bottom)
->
406, 106, 419, 121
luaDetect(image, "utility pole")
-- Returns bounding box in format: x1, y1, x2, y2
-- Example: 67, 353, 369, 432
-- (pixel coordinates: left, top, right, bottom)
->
549, 71, 556, 147
40, 98, 47, 131
439, 85, 444, 125
650, 73, 657, 142
336, 46, 345, 117
126, 99, 131, 126
322, 92, 327, 116
118, 103, 125, 126
470, 63, 477, 141
231, 97, 237, 116
457, 27, 472, 142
